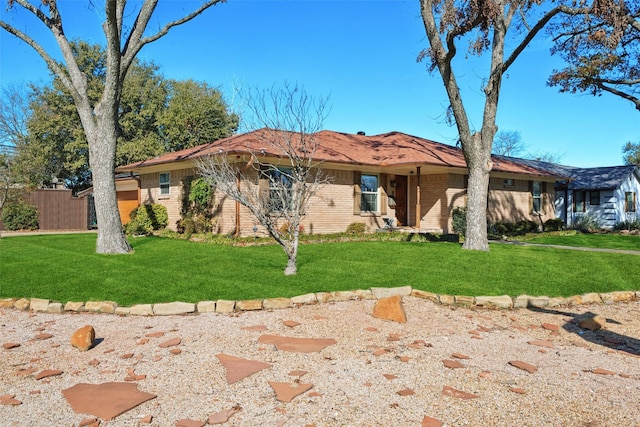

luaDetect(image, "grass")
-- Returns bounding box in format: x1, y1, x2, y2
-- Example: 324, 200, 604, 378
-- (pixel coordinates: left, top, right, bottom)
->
0, 233, 638, 306
522, 232, 640, 251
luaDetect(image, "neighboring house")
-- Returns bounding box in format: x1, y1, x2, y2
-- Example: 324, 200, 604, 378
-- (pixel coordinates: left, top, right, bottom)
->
499, 157, 640, 229
116, 129, 563, 237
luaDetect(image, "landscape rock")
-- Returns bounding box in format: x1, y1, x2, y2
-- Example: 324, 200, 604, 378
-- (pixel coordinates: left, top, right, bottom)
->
454, 295, 474, 307
35, 369, 63, 380
475, 295, 513, 309
114, 307, 130, 316
527, 296, 550, 308
0, 298, 16, 308
291, 293, 317, 305
3, 342, 21, 349
599, 293, 615, 304
315, 292, 333, 303
208, 406, 240, 424
372, 295, 407, 323
215, 300, 235, 313
130, 304, 154, 316
13, 298, 30, 310
263, 298, 293, 310
84, 301, 118, 314
30, 298, 50, 312
441, 386, 479, 400
158, 338, 181, 348
0, 394, 22, 406
196, 301, 216, 313
371, 286, 412, 299
422, 415, 443, 427
153, 302, 195, 316
64, 301, 84, 312
513, 295, 530, 308
439, 294, 455, 305
175, 419, 205, 427
548, 297, 567, 307
71, 325, 95, 352
46, 302, 63, 313
578, 314, 606, 331
411, 290, 439, 303
236, 300, 262, 311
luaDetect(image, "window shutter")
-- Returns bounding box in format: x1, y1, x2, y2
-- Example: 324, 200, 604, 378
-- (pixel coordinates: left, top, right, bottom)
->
380, 173, 388, 215
258, 165, 270, 202
353, 171, 361, 214
528, 181, 533, 212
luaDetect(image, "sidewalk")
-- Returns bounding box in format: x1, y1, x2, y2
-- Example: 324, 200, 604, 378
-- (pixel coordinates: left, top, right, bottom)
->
492, 239, 640, 256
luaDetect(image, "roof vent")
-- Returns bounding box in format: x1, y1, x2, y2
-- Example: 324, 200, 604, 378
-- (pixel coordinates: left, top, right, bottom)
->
357, 131, 366, 136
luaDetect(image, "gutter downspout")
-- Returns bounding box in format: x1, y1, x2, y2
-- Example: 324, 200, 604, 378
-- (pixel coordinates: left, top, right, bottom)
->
415, 166, 421, 229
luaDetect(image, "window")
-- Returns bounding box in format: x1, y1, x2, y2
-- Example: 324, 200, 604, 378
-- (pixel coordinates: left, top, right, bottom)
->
532, 181, 542, 213
625, 192, 637, 213
159, 172, 170, 196
503, 178, 514, 187
360, 174, 378, 212
589, 191, 600, 205
574, 191, 585, 213
268, 168, 293, 212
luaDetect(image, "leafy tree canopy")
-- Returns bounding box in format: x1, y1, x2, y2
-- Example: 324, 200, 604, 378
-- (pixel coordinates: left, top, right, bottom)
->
623, 141, 640, 165
549, 1, 640, 110
15, 41, 238, 193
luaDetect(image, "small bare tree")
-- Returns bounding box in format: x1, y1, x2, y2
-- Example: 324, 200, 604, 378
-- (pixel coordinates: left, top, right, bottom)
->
196, 84, 330, 275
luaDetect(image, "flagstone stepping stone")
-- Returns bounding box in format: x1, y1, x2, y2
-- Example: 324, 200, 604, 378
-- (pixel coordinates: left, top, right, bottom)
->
383, 374, 397, 380
3, 342, 20, 349
158, 337, 181, 348
422, 415, 443, 427
510, 387, 527, 394
88, 359, 100, 366
397, 388, 415, 396
215, 353, 272, 384
145, 332, 165, 338
121, 353, 134, 359
71, 325, 96, 352
443, 359, 465, 369
578, 314, 606, 331
452, 353, 470, 359
528, 340, 554, 348
140, 415, 153, 424
372, 295, 407, 323
175, 419, 205, 427
269, 381, 313, 402
170, 349, 181, 355
35, 369, 63, 380
0, 394, 22, 406
283, 320, 300, 328
442, 386, 479, 400
16, 367, 37, 376
208, 406, 241, 424
241, 325, 267, 331
34, 333, 53, 340
591, 368, 616, 375
508, 360, 538, 374
364, 327, 379, 332
62, 382, 156, 421
79, 417, 100, 426
541, 323, 560, 332
257, 335, 336, 353
289, 370, 307, 377
398, 356, 411, 362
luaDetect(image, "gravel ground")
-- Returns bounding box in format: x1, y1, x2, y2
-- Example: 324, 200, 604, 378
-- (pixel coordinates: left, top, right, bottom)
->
1, 298, 640, 427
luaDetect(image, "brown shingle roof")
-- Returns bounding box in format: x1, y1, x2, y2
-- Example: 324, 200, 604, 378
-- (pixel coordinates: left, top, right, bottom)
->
116, 128, 558, 177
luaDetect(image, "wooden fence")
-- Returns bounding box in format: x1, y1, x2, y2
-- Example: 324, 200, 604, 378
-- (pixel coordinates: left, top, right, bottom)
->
0, 189, 90, 231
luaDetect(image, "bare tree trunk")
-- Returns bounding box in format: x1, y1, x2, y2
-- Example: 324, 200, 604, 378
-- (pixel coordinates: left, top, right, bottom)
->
462, 133, 491, 250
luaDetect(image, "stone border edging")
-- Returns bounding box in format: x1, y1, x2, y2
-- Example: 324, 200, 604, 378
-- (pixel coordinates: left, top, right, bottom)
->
1, 287, 638, 316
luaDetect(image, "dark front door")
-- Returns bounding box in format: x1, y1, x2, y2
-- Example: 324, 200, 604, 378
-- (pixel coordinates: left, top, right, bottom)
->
394, 175, 408, 226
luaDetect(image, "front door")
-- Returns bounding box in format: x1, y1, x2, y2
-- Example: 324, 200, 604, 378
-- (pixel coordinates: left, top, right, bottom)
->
394, 175, 408, 226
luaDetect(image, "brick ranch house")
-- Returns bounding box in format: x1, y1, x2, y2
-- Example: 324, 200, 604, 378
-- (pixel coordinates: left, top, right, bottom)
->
116, 129, 562, 237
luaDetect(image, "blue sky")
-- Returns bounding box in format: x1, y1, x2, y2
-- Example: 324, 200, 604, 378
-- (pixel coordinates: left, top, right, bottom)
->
1, 0, 638, 167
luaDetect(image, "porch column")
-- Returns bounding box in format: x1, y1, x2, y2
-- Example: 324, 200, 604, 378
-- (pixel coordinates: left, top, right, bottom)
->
415, 167, 421, 229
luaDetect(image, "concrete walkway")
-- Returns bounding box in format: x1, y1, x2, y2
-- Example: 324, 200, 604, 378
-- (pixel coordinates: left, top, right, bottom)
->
492, 239, 640, 256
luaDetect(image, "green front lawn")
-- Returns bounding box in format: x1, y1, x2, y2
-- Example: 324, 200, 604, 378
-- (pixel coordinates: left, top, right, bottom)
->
0, 233, 638, 306
524, 233, 640, 251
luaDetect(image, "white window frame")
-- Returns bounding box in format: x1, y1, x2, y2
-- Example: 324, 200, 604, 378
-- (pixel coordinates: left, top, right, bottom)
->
159, 172, 170, 197
360, 174, 379, 212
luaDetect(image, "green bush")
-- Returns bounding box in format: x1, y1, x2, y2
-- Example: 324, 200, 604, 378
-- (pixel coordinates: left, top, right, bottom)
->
544, 218, 564, 231
451, 207, 466, 237
126, 204, 168, 235
614, 218, 640, 232
346, 222, 366, 235
1, 202, 39, 231
572, 214, 601, 233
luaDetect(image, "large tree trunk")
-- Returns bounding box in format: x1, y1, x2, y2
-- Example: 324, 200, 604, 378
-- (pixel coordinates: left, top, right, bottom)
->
88, 103, 131, 254
462, 133, 491, 251
284, 236, 299, 276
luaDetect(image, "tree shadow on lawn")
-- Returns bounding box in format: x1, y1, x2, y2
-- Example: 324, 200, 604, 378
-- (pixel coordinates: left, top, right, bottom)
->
528, 306, 640, 357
